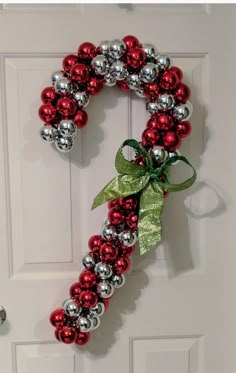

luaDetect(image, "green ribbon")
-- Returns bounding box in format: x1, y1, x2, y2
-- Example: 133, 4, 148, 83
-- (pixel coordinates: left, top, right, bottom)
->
92, 139, 196, 255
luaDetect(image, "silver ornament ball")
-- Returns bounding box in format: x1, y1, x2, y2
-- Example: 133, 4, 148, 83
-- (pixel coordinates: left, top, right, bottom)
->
54, 136, 74, 153
157, 94, 175, 111
98, 40, 110, 55
89, 315, 101, 330
82, 253, 96, 270
110, 61, 128, 81
127, 74, 141, 90
135, 87, 146, 98
63, 299, 81, 318
157, 54, 171, 70
142, 43, 157, 60
109, 39, 126, 60
51, 70, 64, 84
91, 55, 109, 75
97, 281, 114, 299
151, 146, 168, 163
74, 91, 89, 108
95, 262, 113, 279
40, 126, 58, 142
111, 274, 126, 289
119, 231, 137, 247
104, 73, 117, 87
146, 101, 158, 115
140, 63, 159, 83
168, 149, 181, 165
90, 302, 105, 317
173, 102, 193, 121
101, 225, 117, 240
77, 316, 93, 332
58, 120, 77, 138
54, 77, 72, 94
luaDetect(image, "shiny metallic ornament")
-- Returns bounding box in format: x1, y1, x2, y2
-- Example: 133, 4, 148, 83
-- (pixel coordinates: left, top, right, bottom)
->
95, 262, 113, 279
51, 70, 64, 84
91, 55, 109, 75
110, 61, 128, 81
98, 40, 110, 55
58, 120, 77, 138
82, 253, 96, 270
151, 146, 168, 163
135, 87, 146, 98
157, 94, 175, 111
173, 102, 193, 121
97, 281, 114, 299
111, 274, 126, 288
142, 43, 157, 60
168, 149, 181, 165
74, 91, 89, 108
77, 316, 93, 332
157, 54, 171, 70
109, 39, 126, 60
140, 63, 159, 83
127, 74, 141, 90
101, 225, 117, 240
63, 299, 81, 318
54, 77, 72, 94
146, 101, 158, 115
89, 315, 101, 330
104, 73, 117, 87
40, 126, 58, 142
119, 231, 137, 247
90, 302, 105, 317
54, 136, 74, 153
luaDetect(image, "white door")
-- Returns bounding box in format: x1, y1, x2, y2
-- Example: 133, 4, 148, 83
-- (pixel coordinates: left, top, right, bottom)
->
0, 3, 236, 373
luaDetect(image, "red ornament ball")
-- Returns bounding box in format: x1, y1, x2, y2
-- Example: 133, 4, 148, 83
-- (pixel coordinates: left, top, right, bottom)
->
126, 211, 138, 230
174, 83, 190, 104
119, 196, 138, 211
100, 242, 118, 262
119, 242, 135, 257
87, 77, 103, 95
88, 235, 104, 256
75, 331, 90, 346
142, 128, 160, 147
108, 207, 125, 225
79, 271, 97, 289
160, 70, 179, 91
117, 80, 130, 91
79, 290, 98, 308
132, 154, 146, 167
70, 282, 82, 300
155, 113, 174, 131
56, 97, 77, 117
58, 326, 77, 344
41, 87, 57, 104
123, 35, 140, 49
113, 256, 131, 274
108, 199, 120, 209
62, 54, 78, 72
73, 109, 88, 128
70, 63, 90, 83
175, 121, 192, 138
127, 48, 146, 68
144, 82, 159, 100
170, 66, 183, 81
78, 42, 96, 61
50, 308, 67, 328
55, 327, 62, 342
162, 131, 181, 150
38, 104, 56, 123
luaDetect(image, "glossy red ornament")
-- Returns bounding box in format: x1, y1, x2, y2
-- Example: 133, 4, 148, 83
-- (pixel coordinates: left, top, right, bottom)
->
41, 87, 57, 103
73, 109, 88, 128
55, 327, 62, 342
70, 63, 90, 83
126, 211, 138, 230
132, 154, 146, 167
79, 290, 98, 308
142, 128, 160, 147
87, 77, 103, 95
100, 242, 118, 262
117, 80, 130, 91
70, 282, 82, 300
119, 196, 138, 211
108, 207, 125, 225
75, 331, 90, 346
164, 190, 169, 198
174, 83, 190, 104
108, 199, 120, 209
175, 121, 192, 138
119, 242, 135, 257
123, 35, 140, 49
79, 271, 97, 289
78, 42, 96, 61
160, 70, 179, 91
143, 82, 159, 99
162, 131, 182, 150
152, 113, 174, 131
58, 326, 77, 344
170, 66, 183, 81
50, 308, 67, 328
127, 48, 146, 68
113, 256, 131, 274
38, 104, 56, 123
88, 235, 104, 256
57, 97, 77, 117
62, 54, 78, 72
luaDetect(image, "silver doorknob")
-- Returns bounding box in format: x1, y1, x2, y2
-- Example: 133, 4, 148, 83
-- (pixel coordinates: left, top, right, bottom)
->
0, 306, 7, 325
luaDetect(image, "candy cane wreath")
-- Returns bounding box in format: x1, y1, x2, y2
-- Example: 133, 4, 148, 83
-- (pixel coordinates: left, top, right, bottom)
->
39, 35, 196, 346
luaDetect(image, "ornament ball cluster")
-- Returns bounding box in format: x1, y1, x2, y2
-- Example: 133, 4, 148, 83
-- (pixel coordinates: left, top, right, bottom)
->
39, 35, 192, 154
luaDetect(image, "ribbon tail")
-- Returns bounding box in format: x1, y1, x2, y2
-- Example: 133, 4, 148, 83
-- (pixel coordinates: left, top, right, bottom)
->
92, 174, 150, 210
138, 181, 164, 255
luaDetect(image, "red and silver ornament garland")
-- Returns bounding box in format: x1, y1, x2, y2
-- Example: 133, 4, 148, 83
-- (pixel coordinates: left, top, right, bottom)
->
39, 35, 193, 346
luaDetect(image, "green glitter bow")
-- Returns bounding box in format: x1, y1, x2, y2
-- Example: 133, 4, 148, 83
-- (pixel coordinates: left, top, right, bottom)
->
92, 139, 196, 255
